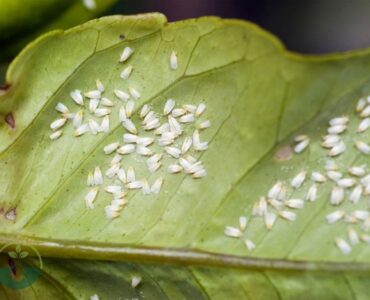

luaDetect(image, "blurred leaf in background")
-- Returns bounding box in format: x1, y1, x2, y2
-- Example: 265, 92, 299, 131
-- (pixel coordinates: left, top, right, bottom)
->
0, 0, 119, 62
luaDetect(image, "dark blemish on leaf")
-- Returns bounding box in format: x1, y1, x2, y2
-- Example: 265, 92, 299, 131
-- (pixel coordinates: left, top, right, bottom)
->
274, 145, 293, 161
0, 83, 10, 90
0, 83, 10, 96
119, 34, 125, 40
5, 208, 16, 221
5, 113, 15, 129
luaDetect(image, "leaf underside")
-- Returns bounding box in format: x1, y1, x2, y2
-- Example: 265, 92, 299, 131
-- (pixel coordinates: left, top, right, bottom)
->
1, 13, 370, 298
0, 257, 369, 300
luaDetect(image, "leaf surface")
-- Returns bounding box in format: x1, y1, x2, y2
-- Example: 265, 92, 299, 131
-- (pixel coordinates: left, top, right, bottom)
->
0, 13, 370, 298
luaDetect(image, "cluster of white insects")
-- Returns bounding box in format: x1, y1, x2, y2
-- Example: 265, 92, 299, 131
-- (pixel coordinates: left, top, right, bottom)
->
49, 46, 210, 220
225, 96, 370, 255
48, 28, 370, 278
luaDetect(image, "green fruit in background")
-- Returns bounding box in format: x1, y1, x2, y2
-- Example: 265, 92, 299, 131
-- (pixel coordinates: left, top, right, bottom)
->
0, 0, 118, 61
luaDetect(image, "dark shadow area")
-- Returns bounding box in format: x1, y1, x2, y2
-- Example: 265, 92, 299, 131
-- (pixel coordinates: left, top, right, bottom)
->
112, 0, 370, 54
1, 0, 370, 84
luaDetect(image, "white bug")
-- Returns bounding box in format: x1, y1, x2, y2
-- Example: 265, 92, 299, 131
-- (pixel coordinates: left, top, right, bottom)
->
119, 47, 134, 62
170, 51, 178, 70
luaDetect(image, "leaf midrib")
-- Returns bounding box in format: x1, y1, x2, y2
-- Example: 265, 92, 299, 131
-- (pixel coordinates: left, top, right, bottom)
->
2, 235, 370, 272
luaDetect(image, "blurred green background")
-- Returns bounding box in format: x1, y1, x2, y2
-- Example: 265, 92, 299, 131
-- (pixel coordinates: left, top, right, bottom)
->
1, 0, 370, 84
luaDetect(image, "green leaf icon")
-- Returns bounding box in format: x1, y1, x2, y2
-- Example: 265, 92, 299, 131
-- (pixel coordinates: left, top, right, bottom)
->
19, 251, 29, 259
8, 251, 17, 259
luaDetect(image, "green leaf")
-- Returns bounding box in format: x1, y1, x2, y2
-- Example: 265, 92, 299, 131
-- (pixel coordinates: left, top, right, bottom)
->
0, 257, 368, 299
0, 0, 119, 60
1, 13, 370, 297
19, 251, 29, 258
7, 251, 17, 259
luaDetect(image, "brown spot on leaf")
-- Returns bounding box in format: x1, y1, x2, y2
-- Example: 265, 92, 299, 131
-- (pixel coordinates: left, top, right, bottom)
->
274, 145, 293, 161
0, 83, 10, 96
0, 83, 10, 89
119, 34, 125, 40
5, 113, 15, 129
